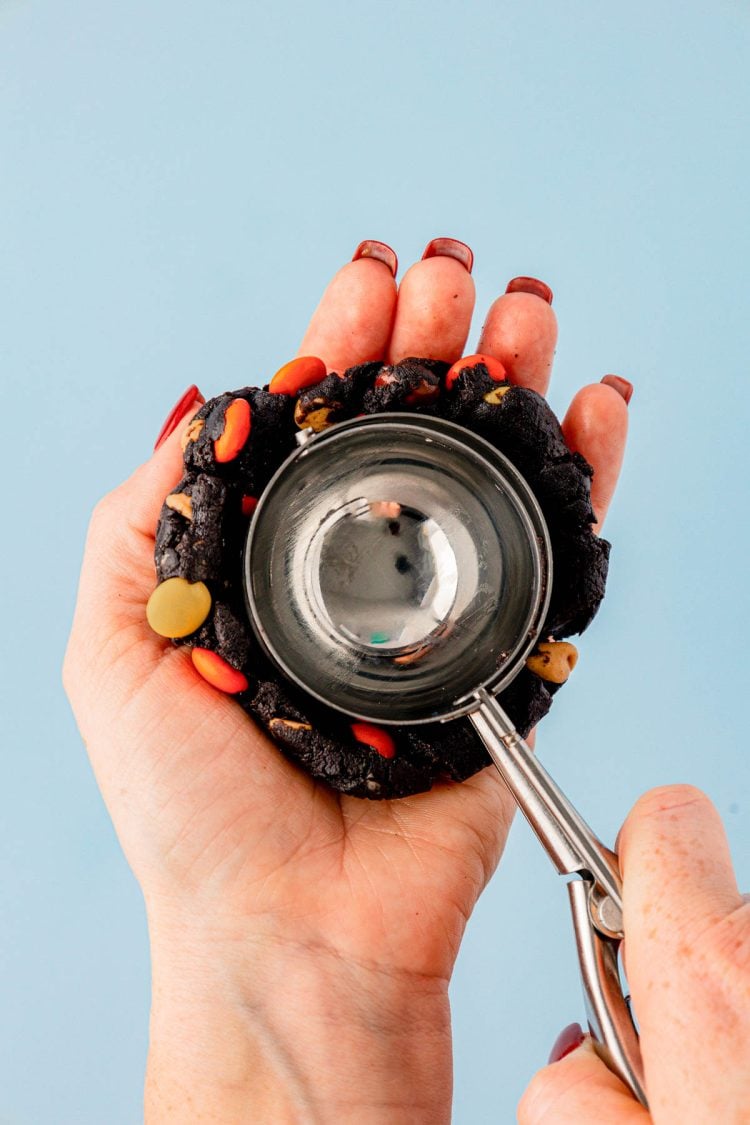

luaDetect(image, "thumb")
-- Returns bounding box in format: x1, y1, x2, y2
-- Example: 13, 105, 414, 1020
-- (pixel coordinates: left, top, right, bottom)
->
117, 385, 205, 540
64, 387, 204, 697
518, 1033, 649, 1124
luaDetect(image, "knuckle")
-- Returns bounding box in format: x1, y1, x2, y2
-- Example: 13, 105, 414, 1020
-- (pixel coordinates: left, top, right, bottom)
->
88, 481, 134, 545
635, 783, 709, 818
89, 488, 119, 531
627, 783, 710, 837
620, 785, 713, 868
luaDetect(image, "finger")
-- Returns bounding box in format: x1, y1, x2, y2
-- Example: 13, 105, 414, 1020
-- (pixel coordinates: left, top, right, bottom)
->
123, 390, 204, 539
621, 784, 742, 949
617, 786, 748, 1117
296, 242, 398, 373
386, 238, 475, 364
476, 277, 558, 396
67, 392, 204, 680
561, 380, 629, 531
518, 1036, 648, 1124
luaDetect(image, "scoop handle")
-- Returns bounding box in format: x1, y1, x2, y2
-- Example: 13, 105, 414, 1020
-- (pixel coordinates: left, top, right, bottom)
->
470, 689, 623, 920
469, 689, 647, 1106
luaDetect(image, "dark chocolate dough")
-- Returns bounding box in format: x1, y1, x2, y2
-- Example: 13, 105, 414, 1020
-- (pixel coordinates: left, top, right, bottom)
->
153, 358, 610, 799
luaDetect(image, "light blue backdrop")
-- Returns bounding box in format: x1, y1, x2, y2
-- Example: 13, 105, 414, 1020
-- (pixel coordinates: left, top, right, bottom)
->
2, 2, 748, 1121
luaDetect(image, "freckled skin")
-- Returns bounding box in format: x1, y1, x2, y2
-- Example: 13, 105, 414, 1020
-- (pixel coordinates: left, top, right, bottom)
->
387, 256, 475, 363
520, 785, 750, 1123
562, 384, 628, 531
477, 291, 558, 396
297, 258, 397, 373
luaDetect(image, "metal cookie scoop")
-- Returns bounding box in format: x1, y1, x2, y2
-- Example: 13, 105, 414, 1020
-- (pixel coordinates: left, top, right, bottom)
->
243, 413, 647, 1106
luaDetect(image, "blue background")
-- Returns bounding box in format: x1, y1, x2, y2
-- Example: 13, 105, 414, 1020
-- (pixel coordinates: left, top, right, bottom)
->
2, 2, 749, 1121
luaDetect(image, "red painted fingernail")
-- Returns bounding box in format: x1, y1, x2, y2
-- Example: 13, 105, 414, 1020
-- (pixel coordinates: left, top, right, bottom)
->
422, 238, 474, 274
506, 276, 553, 304
352, 240, 398, 277
601, 375, 634, 405
154, 385, 205, 451
548, 1022, 585, 1064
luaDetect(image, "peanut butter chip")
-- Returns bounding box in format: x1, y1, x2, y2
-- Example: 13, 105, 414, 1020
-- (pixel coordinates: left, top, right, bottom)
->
483, 386, 511, 405
180, 417, 204, 451
294, 397, 334, 432
525, 641, 579, 684
146, 577, 212, 639
165, 493, 193, 520
269, 718, 313, 732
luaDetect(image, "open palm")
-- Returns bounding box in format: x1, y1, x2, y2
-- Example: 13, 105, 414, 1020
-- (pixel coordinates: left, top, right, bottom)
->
64, 239, 628, 993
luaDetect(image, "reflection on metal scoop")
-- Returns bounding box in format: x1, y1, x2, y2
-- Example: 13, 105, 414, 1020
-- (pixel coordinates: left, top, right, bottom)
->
244, 413, 647, 1106
316, 499, 458, 651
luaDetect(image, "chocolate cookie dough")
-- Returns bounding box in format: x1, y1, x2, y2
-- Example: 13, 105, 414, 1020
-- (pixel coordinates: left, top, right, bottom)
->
148, 356, 610, 799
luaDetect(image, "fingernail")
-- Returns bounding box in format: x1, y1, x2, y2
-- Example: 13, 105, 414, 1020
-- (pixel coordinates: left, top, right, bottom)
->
601, 375, 634, 405
352, 240, 398, 277
548, 1022, 585, 1064
422, 237, 474, 273
154, 385, 205, 451
506, 276, 553, 304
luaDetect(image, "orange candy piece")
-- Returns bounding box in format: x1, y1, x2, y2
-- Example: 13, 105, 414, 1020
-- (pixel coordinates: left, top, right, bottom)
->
445, 353, 507, 392
191, 648, 249, 694
268, 356, 326, 396
351, 722, 396, 759
214, 398, 251, 463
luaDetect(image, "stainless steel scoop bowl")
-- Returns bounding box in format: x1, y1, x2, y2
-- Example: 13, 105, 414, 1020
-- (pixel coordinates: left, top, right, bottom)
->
245, 414, 550, 724
243, 412, 647, 1106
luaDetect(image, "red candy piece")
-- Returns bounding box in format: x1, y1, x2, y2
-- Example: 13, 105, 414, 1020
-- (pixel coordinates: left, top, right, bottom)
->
445, 353, 507, 392
241, 495, 258, 517
192, 648, 249, 694
214, 398, 251, 463
268, 356, 326, 396
351, 722, 396, 759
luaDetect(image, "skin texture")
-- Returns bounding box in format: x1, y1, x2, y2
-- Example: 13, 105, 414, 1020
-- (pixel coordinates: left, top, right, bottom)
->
562, 383, 628, 533
297, 257, 398, 374
518, 786, 750, 1123
64, 243, 629, 1123
387, 255, 476, 363
477, 289, 558, 395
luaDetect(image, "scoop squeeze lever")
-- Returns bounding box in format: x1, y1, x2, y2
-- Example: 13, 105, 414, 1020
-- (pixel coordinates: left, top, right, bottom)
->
470, 689, 647, 1105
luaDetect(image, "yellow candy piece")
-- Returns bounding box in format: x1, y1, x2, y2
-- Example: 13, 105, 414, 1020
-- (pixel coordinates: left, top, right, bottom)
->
146, 577, 211, 638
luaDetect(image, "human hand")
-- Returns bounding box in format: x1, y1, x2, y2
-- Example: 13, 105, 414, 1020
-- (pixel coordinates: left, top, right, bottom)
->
64, 239, 629, 1122
519, 785, 750, 1123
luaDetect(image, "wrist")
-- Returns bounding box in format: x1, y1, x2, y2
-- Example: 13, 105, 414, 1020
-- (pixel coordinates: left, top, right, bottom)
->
146, 915, 453, 1123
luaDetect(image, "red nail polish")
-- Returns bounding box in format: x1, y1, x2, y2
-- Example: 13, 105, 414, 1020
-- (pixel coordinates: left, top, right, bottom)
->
352, 240, 398, 277
505, 276, 554, 304
422, 238, 474, 274
548, 1022, 585, 1064
601, 375, 634, 405
153, 385, 205, 451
